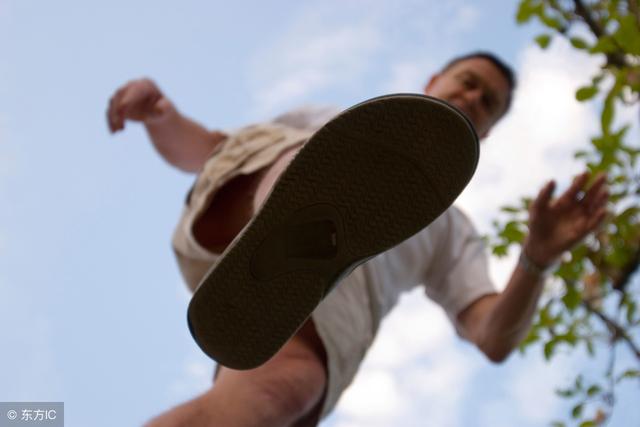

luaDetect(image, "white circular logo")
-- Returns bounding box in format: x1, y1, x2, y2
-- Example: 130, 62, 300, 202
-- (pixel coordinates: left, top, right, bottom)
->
6, 410, 17, 420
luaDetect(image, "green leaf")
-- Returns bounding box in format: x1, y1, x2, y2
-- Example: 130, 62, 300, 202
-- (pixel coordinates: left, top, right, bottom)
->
627, 300, 637, 324
608, 190, 627, 203
612, 174, 627, 184
556, 261, 582, 282
520, 329, 540, 349
614, 124, 630, 139
579, 422, 596, 427
586, 340, 595, 357
575, 374, 584, 390
516, 0, 542, 24
539, 303, 554, 327
576, 86, 599, 101
571, 244, 588, 260
572, 403, 583, 419
587, 385, 601, 396
574, 150, 590, 159
617, 206, 639, 222
500, 221, 526, 244
516, 0, 534, 24
601, 92, 615, 135
560, 331, 577, 346
605, 247, 630, 268
589, 36, 617, 54
592, 73, 605, 85
616, 369, 640, 383
562, 284, 582, 312
500, 206, 521, 214
540, 14, 564, 31
555, 388, 574, 397
544, 339, 557, 360
492, 244, 508, 257
612, 15, 640, 55
535, 34, 553, 49
570, 37, 589, 50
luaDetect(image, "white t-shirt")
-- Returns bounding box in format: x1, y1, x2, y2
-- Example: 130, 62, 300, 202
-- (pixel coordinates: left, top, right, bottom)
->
273, 105, 498, 334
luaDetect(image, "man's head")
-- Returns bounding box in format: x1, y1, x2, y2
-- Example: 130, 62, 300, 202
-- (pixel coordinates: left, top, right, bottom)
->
424, 51, 516, 139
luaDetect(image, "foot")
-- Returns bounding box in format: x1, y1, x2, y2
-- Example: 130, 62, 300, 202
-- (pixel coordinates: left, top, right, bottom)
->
187, 94, 479, 369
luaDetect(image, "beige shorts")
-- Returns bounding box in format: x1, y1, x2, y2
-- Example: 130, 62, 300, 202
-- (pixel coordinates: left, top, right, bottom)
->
171, 122, 377, 420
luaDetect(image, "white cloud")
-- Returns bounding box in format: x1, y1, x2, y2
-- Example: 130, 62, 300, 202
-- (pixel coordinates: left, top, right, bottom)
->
338, 369, 406, 419
332, 289, 478, 427
447, 4, 481, 35
248, 0, 484, 117
510, 356, 570, 422
363, 291, 453, 369
248, 16, 380, 116
381, 60, 436, 94
479, 353, 574, 426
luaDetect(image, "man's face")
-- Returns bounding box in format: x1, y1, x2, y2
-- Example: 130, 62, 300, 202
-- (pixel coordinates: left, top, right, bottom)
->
424, 57, 511, 139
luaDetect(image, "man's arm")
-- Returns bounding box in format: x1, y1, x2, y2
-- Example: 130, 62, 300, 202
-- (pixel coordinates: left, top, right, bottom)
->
456, 260, 546, 363
107, 78, 227, 173
457, 171, 609, 363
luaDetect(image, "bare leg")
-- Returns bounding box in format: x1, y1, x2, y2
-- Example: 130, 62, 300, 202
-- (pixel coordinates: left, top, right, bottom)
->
146, 142, 328, 427
143, 321, 327, 427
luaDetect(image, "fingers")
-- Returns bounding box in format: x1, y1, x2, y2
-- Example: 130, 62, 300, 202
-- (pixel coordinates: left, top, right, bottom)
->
531, 180, 556, 213
106, 78, 161, 134
107, 89, 122, 133
586, 206, 608, 232
556, 171, 590, 209
582, 173, 608, 214
107, 86, 126, 133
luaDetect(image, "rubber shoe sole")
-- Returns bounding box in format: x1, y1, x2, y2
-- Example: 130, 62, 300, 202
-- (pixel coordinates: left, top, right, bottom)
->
187, 93, 479, 369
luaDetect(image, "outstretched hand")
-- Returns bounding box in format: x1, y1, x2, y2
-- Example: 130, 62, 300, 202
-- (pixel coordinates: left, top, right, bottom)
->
523, 171, 609, 268
106, 78, 168, 133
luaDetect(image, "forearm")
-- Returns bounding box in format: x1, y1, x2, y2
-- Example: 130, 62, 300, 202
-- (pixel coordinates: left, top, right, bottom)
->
144, 97, 226, 173
480, 253, 547, 361
478, 172, 609, 362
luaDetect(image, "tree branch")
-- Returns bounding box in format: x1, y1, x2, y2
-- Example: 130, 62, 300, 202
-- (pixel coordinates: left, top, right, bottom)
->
613, 245, 640, 291
547, 0, 577, 26
573, 0, 605, 37
582, 299, 640, 359
572, 0, 629, 68
628, 0, 640, 29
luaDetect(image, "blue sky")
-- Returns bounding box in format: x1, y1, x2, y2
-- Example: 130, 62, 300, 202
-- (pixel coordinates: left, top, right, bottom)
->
1, 0, 638, 426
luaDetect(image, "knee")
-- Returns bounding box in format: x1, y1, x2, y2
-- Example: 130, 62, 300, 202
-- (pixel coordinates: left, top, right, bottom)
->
253, 355, 327, 421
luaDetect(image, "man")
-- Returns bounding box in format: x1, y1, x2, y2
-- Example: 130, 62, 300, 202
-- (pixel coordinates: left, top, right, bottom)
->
107, 52, 609, 427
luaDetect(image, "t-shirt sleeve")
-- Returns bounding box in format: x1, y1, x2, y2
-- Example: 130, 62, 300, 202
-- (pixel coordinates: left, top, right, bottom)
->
423, 208, 498, 337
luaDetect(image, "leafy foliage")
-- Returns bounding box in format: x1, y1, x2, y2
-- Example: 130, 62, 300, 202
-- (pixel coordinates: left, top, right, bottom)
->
498, 1, 640, 425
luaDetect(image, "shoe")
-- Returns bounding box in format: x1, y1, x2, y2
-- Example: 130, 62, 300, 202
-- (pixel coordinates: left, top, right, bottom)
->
187, 93, 479, 369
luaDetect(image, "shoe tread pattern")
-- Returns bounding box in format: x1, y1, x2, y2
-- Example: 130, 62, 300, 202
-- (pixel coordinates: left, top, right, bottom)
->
187, 94, 478, 369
